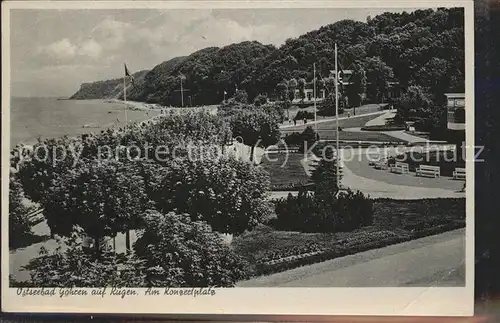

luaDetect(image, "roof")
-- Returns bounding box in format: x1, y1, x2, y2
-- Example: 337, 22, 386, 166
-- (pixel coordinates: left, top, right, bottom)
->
444, 93, 465, 98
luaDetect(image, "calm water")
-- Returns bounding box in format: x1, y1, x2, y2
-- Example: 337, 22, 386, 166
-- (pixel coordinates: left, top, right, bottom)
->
10, 97, 159, 146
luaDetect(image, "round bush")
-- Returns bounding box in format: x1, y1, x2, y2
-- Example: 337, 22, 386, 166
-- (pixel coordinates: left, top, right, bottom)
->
135, 211, 249, 287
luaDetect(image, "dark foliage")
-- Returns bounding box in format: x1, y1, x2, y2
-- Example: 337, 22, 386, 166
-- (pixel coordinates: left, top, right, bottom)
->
283, 126, 318, 152
9, 173, 32, 249
294, 110, 315, 120
134, 211, 249, 287
70, 9, 464, 108
274, 188, 373, 233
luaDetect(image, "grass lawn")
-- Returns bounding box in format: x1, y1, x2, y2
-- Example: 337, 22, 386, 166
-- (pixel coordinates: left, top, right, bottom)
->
260, 153, 310, 190
233, 198, 465, 276
321, 131, 403, 142
282, 113, 385, 133
282, 104, 386, 124
281, 113, 405, 143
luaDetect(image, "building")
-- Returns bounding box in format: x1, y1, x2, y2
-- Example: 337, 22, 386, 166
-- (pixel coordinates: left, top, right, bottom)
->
292, 85, 325, 103
445, 93, 466, 161
446, 93, 466, 131
291, 69, 400, 105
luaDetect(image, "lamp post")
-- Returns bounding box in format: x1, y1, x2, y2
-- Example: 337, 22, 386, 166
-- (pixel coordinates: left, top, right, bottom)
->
335, 43, 341, 191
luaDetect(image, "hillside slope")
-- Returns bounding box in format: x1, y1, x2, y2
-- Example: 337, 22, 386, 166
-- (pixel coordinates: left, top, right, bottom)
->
70, 70, 149, 100
70, 8, 464, 106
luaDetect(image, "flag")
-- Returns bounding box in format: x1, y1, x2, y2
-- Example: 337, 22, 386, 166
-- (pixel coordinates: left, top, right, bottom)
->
124, 63, 135, 86
224, 90, 227, 95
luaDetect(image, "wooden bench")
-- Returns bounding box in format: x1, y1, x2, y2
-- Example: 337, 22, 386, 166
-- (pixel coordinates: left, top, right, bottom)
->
416, 165, 441, 178
374, 160, 388, 170
390, 162, 409, 174
453, 167, 466, 180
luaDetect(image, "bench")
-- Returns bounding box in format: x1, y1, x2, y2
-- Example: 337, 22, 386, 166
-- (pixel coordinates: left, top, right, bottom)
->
373, 160, 388, 170
453, 167, 466, 180
390, 162, 409, 174
416, 165, 441, 178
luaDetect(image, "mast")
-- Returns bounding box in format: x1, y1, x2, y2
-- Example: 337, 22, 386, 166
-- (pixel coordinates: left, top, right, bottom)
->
180, 76, 184, 107
313, 63, 317, 132
335, 43, 340, 189
123, 69, 128, 124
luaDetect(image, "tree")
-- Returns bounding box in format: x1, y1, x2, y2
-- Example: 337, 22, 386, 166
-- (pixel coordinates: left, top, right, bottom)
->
233, 89, 249, 104
298, 78, 306, 102
134, 211, 249, 287
253, 94, 268, 106
275, 82, 288, 102
415, 57, 450, 101
311, 149, 343, 199
287, 78, 298, 102
365, 56, 394, 103
17, 136, 83, 204
9, 173, 32, 249
145, 157, 272, 235
40, 159, 151, 254
317, 77, 345, 116
394, 85, 433, 122
229, 109, 280, 162
298, 126, 317, 152
348, 62, 367, 112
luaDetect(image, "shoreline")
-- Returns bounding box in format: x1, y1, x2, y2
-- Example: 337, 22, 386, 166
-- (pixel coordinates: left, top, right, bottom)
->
12, 99, 162, 148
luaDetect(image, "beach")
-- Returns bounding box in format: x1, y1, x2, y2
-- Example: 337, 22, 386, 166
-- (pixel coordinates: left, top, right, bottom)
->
9, 98, 161, 146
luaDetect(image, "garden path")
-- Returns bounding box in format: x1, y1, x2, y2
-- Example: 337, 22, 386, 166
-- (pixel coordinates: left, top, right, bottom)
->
343, 110, 430, 144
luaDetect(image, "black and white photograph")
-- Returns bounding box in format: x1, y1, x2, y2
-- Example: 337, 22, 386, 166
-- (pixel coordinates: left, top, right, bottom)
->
2, 0, 474, 316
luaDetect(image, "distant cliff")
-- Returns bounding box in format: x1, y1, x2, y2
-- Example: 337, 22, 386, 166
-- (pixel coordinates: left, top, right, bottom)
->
69, 70, 149, 100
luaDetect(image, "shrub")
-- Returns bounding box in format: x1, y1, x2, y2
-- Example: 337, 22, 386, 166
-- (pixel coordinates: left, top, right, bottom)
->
135, 211, 249, 287
21, 231, 147, 287
274, 188, 373, 233
283, 126, 318, 152
145, 156, 272, 235
311, 149, 342, 197
253, 94, 268, 106
9, 173, 32, 249
317, 103, 344, 117
294, 110, 315, 120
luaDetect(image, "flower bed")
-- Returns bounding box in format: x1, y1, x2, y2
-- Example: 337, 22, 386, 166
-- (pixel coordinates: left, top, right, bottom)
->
256, 230, 404, 275
234, 198, 465, 278
270, 182, 313, 191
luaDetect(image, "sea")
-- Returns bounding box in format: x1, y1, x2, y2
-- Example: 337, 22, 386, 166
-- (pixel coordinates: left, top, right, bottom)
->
9, 97, 160, 146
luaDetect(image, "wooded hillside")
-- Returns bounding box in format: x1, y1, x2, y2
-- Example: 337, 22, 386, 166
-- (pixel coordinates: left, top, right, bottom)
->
70, 8, 464, 106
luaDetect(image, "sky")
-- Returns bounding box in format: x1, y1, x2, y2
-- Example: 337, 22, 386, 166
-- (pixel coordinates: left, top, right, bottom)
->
10, 8, 419, 97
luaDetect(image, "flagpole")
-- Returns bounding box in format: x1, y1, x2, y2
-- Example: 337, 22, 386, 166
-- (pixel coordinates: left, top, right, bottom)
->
313, 63, 317, 132
180, 76, 184, 107
123, 68, 128, 124
335, 43, 340, 189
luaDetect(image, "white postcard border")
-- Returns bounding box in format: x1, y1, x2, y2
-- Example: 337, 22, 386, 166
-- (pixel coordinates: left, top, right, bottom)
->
1, 0, 475, 316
